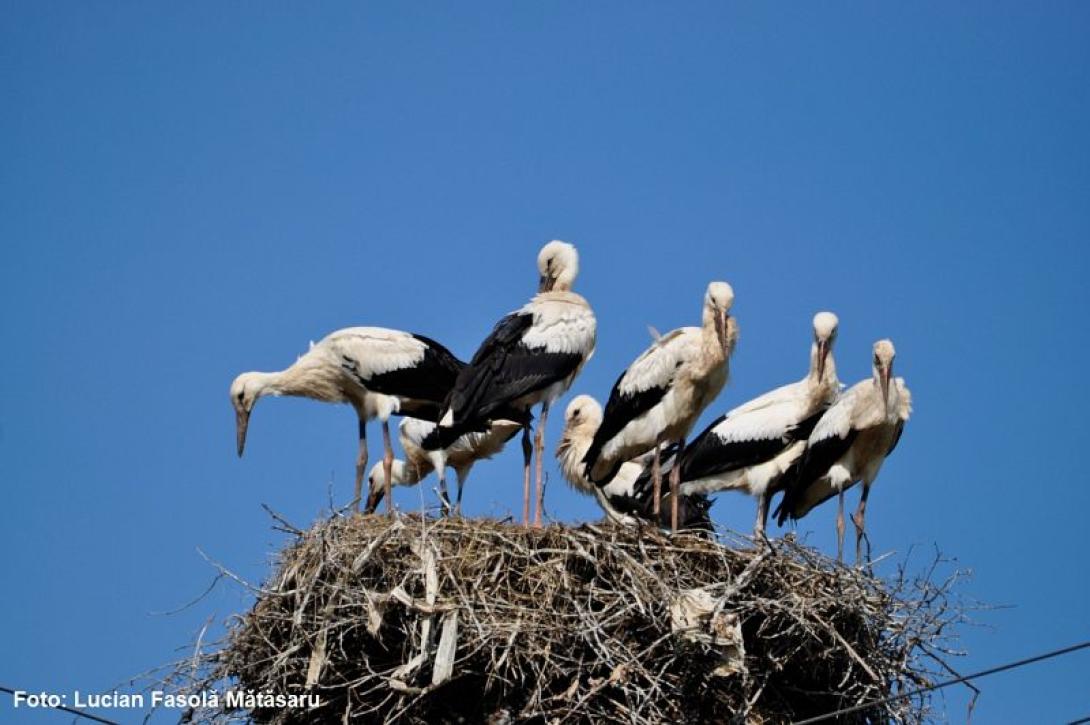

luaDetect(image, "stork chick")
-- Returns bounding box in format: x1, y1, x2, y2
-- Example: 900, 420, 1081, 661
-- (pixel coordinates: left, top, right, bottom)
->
774, 339, 912, 563
678, 312, 841, 538
558, 395, 713, 531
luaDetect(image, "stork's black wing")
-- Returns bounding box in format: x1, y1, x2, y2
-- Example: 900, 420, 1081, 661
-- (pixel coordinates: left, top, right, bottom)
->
445, 312, 582, 425
678, 402, 830, 483
359, 334, 465, 419
773, 428, 858, 526
582, 372, 672, 482
677, 415, 786, 482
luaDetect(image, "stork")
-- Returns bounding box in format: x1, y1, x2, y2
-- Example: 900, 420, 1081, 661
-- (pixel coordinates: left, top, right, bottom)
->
582, 281, 737, 531
364, 414, 526, 514
230, 327, 463, 512
432, 241, 596, 527
556, 395, 712, 530
773, 339, 912, 562
676, 312, 841, 538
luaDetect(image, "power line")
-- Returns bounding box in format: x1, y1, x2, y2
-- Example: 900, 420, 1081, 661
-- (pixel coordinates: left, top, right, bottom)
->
0, 686, 119, 725
791, 640, 1090, 725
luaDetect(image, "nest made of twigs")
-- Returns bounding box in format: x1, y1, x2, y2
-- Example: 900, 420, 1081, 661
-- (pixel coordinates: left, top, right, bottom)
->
177, 513, 967, 724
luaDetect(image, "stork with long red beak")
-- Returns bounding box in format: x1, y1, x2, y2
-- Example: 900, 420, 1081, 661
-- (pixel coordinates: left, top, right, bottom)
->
581, 281, 738, 532
675, 312, 841, 538
774, 339, 912, 562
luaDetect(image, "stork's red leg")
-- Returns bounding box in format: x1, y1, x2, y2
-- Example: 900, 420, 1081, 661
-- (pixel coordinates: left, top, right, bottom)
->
755, 490, 769, 541
437, 467, 452, 516
382, 420, 394, 516
354, 418, 368, 512
652, 444, 662, 516
454, 470, 468, 517
836, 492, 846, 562
670, 438, 685, 533
853, 482, 871, 565
521, 424, 532, 526
533, 402, 550, 528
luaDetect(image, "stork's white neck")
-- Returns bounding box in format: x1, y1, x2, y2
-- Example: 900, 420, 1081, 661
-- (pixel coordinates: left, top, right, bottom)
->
257, 356, 347, 404
870, 365, 901, 418
698, 306, 735, 372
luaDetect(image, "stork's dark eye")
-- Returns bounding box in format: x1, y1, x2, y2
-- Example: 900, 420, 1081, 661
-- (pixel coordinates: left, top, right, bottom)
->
572, 408, 581, 418
237, 392, 245, 402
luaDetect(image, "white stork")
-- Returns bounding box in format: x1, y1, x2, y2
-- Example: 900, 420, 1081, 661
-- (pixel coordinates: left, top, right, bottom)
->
676, 312, 841, 538
364, 415, 526, 514
774, 339, 912, 562
432, 241, 596, 527
556, 395, 713, 530
230, 327, 463, 512
582, 281, 737, 531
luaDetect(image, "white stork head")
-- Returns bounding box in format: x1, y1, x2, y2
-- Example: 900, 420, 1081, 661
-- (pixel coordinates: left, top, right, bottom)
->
230, 372, 275, 457
562, 394, 603, 433
811, 311, 839, 380
365, 459, 415, 513
537, 240, 579, 292
703, 281, 736, 355
557, 394, 602, 465
872, 339, 896, 408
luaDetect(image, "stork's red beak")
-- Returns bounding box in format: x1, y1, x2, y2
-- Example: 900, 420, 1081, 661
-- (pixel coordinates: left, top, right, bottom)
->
236, 409, 250, 457
816, 339, 829, 380
880, 366, 892, 409
715, 311, 731, 355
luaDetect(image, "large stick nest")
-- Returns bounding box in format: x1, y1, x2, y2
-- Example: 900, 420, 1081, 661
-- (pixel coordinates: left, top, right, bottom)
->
181, 514, 968, 723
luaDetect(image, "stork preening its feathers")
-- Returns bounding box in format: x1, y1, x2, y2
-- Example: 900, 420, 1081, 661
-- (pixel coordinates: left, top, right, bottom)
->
230, 327, 463, 512
582, 281, 737, 531
433, 241, 596, 526
774, 339, 912, 562
677, 312, 841, 538
556, 395, 712, 531
365, 415, 526, 514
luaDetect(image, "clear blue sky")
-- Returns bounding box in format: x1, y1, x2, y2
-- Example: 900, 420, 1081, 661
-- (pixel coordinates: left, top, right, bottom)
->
2, 3, 1088, 722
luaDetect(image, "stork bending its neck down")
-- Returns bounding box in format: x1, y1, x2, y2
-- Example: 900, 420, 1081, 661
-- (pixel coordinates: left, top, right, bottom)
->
230, 327, 463, 513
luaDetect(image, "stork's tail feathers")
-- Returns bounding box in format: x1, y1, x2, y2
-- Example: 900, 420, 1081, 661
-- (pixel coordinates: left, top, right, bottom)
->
772, 455, 807, 526
423, 407, 533, 451
422, 422, 470, 451
772, 497, 792, 527
772, 480, 804, 526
